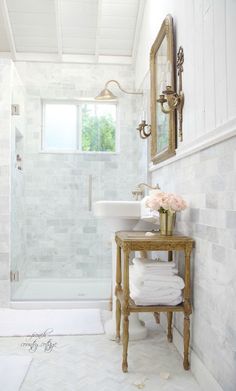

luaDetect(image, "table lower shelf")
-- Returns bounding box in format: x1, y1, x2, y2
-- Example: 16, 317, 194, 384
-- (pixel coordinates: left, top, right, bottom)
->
116, 289, 185, 313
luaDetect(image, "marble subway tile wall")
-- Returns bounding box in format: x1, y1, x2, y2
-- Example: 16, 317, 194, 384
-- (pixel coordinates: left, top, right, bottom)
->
0, 59, 12, 306
16, 62, 147, 280
152, 137, 236, 391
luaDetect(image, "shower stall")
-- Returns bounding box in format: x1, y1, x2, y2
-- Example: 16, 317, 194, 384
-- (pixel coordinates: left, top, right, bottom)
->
11, 124, 115, 306
9, 62, 146, 308
11, 157, 112, 307
11, 101, 117, 306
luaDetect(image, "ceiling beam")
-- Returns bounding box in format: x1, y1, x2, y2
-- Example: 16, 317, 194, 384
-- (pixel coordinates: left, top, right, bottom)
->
13, 52, 132, 65
131, 0, 146, 63
55, 0, 63, 61
0, 0, 16, 60
0, 52, 11, 59
15, 52, 60, 62
98, 55, 132, 65
94, 0, 103, 63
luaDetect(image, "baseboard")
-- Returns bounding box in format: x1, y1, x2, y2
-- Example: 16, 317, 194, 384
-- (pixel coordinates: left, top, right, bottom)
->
159, 316, 224, 391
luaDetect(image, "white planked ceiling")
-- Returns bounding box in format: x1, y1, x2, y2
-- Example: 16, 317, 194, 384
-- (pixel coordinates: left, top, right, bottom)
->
0, 0, 144, 64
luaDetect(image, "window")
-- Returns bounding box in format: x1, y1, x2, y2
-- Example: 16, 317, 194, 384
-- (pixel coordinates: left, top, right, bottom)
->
42, 101, 117, 153
43, 104, 77, 150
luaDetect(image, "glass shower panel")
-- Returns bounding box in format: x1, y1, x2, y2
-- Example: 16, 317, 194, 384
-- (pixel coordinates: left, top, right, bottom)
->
10, 77, 26, 300
11, 100, 120, 302
11, 154, 112, 301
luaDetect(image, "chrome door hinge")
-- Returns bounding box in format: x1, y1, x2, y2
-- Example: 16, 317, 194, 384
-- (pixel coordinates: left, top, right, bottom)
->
10, 271, 19, 282
11, 104, 20, 116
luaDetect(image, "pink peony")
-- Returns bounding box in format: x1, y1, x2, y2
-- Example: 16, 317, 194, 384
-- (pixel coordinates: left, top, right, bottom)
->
146, 190, 187, 212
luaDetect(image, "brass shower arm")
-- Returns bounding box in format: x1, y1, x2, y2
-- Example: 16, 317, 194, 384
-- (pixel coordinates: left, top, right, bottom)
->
104, 80, 143, 96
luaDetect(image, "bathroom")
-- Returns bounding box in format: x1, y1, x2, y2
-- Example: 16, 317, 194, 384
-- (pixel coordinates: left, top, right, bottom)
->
0, 0, 235, 390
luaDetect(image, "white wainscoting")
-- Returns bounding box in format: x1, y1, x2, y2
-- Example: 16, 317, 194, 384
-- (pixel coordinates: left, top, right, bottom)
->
149, 117, 236, 172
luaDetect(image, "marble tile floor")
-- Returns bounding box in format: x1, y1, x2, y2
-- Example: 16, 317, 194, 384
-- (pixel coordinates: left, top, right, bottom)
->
0, 313, 203, 391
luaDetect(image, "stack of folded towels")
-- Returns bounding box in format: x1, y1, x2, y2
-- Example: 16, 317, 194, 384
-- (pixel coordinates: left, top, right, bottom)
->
130, 257, 184, 306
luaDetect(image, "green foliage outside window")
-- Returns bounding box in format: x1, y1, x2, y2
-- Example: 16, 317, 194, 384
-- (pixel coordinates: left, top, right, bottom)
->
81, 104, 116, 152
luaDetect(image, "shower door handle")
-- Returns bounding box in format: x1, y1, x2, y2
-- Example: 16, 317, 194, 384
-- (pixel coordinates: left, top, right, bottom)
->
88, 175, 92, 211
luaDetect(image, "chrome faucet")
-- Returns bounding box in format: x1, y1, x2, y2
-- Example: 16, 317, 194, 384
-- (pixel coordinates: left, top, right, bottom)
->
132, 183, 160, 201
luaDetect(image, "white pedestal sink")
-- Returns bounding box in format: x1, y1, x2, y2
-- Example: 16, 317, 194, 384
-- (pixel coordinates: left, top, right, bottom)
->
93, 200, 147, 340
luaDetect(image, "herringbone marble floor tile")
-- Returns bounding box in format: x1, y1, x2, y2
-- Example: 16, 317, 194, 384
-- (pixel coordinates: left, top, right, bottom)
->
0, 314, 202, 391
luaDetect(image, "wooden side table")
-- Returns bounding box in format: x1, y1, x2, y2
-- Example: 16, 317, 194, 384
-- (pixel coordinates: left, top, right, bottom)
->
115, 231, 194, 373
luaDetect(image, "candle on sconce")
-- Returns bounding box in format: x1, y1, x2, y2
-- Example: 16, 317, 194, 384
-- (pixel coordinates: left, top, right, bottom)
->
160, 81, 166, 95
166, 60, 172, 87
159, 72, 166, 94
140, 110, 146, 121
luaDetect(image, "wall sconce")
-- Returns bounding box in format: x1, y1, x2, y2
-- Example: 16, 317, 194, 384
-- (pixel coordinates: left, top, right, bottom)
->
95, 79, 142, 100
157, 46, 185, 141
136, 120, 151, 139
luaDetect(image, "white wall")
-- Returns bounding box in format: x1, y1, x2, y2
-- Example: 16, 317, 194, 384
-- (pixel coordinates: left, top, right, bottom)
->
135, 1, 236, 391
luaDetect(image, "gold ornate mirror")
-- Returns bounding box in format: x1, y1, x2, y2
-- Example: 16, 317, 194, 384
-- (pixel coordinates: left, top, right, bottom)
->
150, 14, 176, 164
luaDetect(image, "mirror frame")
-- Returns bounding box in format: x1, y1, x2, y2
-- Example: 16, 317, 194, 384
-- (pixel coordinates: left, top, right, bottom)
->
150, 14, 176, 164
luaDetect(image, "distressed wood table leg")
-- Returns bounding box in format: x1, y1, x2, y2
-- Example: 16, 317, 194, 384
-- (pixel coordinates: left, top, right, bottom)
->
153, 312, 160, 324
122, 248, 130, 373
167, 312, 173, 342
122, 314, 129, 372
115, 244, 122, 342
168, 251, 173, 262
183, 245, 192, 370
183, 313, 190, 369
167, 253, 173, 342
116, 299, 121, 342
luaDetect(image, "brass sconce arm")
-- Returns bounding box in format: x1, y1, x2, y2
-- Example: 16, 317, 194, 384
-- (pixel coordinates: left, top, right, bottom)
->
157, 46, 185, 141
95, 79, 142, 100
105, 80, 143, 96
157, 89, 181, 114
136, 120, 151, 139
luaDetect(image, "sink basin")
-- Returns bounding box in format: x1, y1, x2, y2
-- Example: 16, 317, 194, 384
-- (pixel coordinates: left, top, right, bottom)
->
93, 200, 140, 219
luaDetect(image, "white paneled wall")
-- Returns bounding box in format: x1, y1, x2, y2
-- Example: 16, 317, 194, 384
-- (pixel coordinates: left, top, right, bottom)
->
214, 0, 227, 125
135, 0, 236, 143
135, 1, 236, 391
226, 0, 236, 119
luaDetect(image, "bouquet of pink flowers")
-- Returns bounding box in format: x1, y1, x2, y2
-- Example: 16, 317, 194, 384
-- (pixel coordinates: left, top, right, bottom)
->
146, 190, 187, 213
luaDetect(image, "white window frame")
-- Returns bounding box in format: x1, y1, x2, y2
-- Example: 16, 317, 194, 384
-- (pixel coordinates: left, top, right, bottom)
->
41, 99, 119, 154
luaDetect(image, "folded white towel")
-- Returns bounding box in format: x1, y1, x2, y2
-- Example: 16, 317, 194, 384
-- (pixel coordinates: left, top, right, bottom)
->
133, 257, 176, 269
132, 295, 183, 306
130, 283, 182, 299
133, 267, 178, 277
131, 278, 184, 291
130, 267, 185, 289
